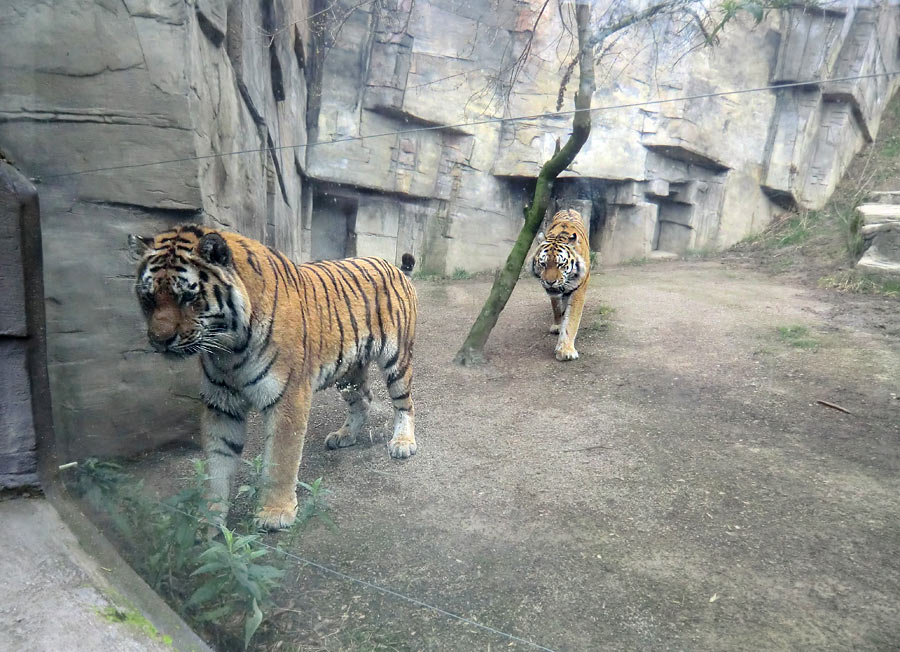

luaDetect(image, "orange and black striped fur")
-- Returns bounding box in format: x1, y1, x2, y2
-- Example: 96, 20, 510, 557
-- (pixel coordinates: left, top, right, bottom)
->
531, 209, 591, 361
128, 225, 417, 530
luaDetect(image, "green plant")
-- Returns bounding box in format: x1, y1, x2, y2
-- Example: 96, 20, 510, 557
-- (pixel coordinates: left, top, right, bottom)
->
235, 454, 268, 504
72, 458, 128, 506
70, 457, 323, 650
450, 267, 473, 280
297, 477, 334, 528
840, 206, 865, 259
188, 527, 284, 649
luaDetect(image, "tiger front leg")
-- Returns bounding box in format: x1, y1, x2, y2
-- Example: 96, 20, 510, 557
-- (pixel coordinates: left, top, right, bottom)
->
549, 295, 565, 334
256, 381, 312, 530
202, 399, 249, 530
555, 284, 588, 361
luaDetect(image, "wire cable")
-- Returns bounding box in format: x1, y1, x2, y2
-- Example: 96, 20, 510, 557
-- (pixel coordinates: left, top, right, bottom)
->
37, 71, 899, 181
147, 499, 560, 652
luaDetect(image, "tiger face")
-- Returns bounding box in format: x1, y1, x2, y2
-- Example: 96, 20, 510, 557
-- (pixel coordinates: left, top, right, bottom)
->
532, 230, 586, 297
129, 228, 250, 358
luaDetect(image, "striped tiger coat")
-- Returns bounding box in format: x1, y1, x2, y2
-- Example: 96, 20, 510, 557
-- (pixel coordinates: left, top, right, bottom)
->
128, 225, 417, 530
531, 209, 591, 361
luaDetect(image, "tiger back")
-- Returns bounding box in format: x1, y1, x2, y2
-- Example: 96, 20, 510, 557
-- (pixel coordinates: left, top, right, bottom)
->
129, 225, 418, 530
531, 209, 591, 361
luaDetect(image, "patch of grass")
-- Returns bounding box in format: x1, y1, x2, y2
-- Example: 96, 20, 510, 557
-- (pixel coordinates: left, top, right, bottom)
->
625, 256, 649, 266
775, 210, 822, 248
818, 270, 900, 297
683, 245, 717, 259
585, 303, 616, 332
413, 268, 477, 281
411, 270, 445, 282
776, 325, 819, 350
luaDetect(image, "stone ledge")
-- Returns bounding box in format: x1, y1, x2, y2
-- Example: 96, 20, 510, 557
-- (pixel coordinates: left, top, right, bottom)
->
856, 203, 900, 225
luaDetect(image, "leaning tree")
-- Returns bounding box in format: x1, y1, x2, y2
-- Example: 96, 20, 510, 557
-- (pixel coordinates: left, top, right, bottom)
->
454, 0, 801, 365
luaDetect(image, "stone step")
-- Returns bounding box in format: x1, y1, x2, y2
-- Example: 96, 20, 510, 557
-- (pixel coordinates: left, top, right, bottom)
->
855, 203, 900, 225
856, 223, 900, 277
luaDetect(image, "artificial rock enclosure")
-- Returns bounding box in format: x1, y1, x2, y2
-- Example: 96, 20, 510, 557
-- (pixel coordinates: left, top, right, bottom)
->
0, 0, 897, 458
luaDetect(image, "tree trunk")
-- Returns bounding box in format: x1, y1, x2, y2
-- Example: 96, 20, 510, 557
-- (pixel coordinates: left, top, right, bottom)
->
454, 1, 595, 365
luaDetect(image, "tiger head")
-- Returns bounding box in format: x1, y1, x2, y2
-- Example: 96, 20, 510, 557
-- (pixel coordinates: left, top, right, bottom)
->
531, 229, 586, 296
128, 226, 251, 358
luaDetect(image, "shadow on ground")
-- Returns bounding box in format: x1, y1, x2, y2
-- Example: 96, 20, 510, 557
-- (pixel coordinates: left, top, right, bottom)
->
125, 259, 899, 651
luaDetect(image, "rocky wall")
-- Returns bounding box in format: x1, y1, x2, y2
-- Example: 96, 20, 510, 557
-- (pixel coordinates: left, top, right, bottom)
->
0, 0, 310, 457
308, 0, 899, 270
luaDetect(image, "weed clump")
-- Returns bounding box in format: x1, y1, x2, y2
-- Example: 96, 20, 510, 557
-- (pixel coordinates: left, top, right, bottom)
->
70, 457, 331, 649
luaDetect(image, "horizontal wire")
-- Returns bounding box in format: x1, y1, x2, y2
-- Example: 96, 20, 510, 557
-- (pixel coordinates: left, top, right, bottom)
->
38, 70, 897, 181
150, 500, 560, 652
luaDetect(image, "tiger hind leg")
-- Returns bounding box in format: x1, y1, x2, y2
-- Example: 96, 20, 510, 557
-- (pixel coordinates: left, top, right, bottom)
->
326, 363, 373, 450
380, 345, 416, 459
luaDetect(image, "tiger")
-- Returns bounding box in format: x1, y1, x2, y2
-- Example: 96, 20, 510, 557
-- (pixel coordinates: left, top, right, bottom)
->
531, 208, 591, 361
128, 225, 418, 530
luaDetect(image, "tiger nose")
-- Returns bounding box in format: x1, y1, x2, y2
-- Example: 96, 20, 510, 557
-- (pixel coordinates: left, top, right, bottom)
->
148, 331, 176, 352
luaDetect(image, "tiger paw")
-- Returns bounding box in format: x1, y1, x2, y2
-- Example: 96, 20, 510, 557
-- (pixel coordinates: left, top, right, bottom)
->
325, 426, 358, 450
255, 499, 298, 531
549, 324, 560, 334
555, 345, 579, 361
388, 436, 417, 459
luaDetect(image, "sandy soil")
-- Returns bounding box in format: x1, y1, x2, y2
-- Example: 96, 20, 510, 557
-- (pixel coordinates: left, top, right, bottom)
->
126, 259, 899, 651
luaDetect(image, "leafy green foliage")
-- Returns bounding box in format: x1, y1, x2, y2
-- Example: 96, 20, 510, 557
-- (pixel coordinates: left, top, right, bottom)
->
70, 458, 335, 649
188, 527, 283, 648
450, 267, 473, 280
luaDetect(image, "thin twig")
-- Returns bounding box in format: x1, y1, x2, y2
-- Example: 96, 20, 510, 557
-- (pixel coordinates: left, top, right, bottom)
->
816, 400, 852, 415
562, 444, 611, 453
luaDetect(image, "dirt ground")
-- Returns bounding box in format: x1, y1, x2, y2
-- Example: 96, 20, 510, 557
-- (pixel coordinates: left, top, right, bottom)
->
126, 259, 899, 651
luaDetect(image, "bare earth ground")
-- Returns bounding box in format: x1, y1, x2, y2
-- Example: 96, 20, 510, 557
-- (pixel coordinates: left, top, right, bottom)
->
125, 259, 899, 651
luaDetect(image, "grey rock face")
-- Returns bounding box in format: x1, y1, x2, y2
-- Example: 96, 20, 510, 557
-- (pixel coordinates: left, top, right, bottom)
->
309, 0, 899, 268
0, 0, 310, 457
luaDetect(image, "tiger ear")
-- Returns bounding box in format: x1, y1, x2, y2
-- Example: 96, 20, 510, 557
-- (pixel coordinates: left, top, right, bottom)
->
568, 232, 577, 243
537, 231, 545, 242
198, 232, 233, 267
127, 234, 153, 260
